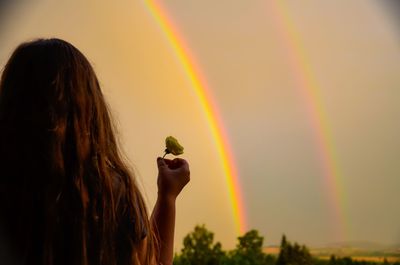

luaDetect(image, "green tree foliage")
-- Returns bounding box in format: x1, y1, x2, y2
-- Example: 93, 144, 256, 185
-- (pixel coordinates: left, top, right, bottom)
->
229, 229, 269, 265
174, 224, 225, 265
174, 225, 276, 265
174, 226, 394, 265
276, 235, 313, 265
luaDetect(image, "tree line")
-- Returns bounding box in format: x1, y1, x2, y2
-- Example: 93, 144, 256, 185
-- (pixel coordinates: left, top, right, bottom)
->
173, 225, 400, 265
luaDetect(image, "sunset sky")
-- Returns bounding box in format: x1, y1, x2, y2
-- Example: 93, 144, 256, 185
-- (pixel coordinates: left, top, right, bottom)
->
0, 0, 399, 250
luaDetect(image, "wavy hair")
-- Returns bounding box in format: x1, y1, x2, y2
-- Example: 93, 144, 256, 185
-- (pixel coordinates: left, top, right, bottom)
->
0, 39, 156, 265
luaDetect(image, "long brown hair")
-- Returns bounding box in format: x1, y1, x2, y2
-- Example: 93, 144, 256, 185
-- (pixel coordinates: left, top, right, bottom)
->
0, 39, 156, 265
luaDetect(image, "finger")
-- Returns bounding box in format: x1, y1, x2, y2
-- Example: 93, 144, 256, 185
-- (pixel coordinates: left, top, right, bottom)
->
166, 158, 183, 169
163, 158, 173, 164
173, 158, 188, 166
162, 160, 177, 170
173, 158, 189, 171
157, 157, 168, 169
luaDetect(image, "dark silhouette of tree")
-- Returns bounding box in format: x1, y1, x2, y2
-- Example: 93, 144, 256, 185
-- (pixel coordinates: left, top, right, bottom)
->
174, 226, 394, 265
264, 253, 277, 265
174, 224, 225, 265
382, 258, 389, 265
277, 235, 290, 265
277, 235, 313, 265
329, 255, 337, 265
229, 229, 269, 265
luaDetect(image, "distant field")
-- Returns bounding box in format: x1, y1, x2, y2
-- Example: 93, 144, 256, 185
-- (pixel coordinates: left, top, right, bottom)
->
264, 246, 400, 263
316, 256, 400, 263
264, 247, 280, 255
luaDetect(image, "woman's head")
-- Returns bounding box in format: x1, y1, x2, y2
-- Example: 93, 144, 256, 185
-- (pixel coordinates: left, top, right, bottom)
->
0, 39, 154, 265
0, 38, 111, 173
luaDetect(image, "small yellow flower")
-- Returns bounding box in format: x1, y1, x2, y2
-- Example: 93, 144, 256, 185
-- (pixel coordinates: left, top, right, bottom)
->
164, 136, 184, 157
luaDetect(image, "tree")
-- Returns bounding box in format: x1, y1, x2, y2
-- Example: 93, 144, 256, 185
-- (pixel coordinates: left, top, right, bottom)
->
329, 255, 337, 265
277, 235, 290, 265
277, 235, 313, 265
229, 229, 267, 265
174, 224, 226, 265
383, 258, 389, 265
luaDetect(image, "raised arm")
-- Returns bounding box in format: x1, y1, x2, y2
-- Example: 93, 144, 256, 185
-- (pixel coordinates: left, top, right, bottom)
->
150, 157, 190, 265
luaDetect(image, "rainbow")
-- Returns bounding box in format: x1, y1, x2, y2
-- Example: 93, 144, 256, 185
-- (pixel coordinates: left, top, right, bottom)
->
267, 2, 347, 240
143, 0, 247, 234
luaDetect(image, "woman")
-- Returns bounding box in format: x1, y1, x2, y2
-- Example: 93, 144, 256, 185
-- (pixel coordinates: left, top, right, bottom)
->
0, 38, 190, 265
